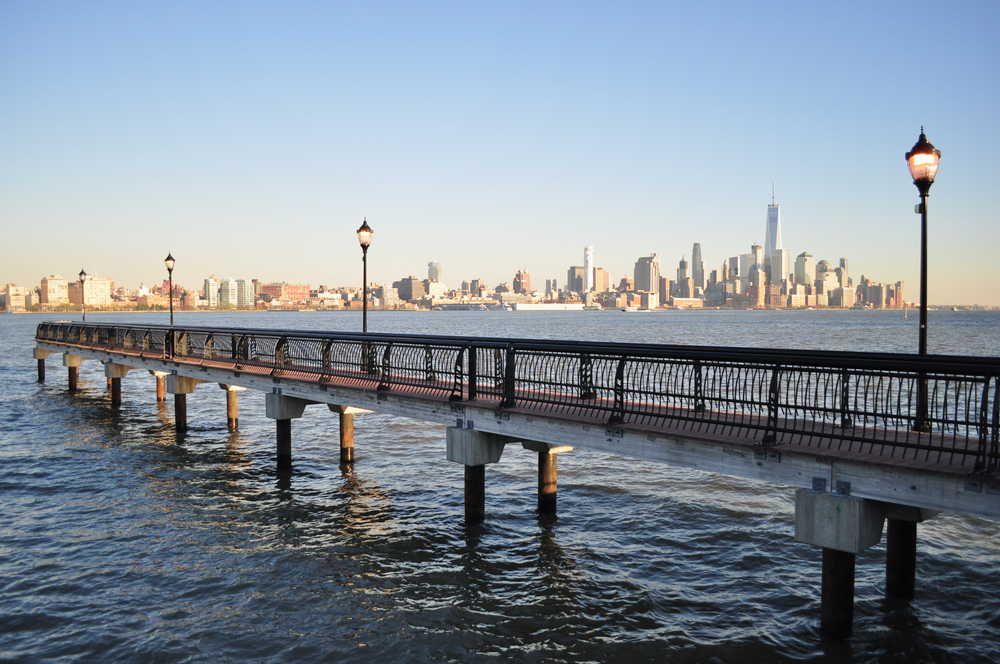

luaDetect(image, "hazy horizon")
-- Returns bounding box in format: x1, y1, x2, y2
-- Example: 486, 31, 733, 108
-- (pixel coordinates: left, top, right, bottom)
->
2, 2, 998, 305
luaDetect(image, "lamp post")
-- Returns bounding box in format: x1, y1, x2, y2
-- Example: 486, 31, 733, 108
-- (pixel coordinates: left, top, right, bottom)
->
906, 127, 941, 431
164, 252, 175, 326
357, 218, 373, 333
78, 269, 87, 322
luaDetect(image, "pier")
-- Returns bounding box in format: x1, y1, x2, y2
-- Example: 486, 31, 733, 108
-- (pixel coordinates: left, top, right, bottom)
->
33, 321, 1000, 639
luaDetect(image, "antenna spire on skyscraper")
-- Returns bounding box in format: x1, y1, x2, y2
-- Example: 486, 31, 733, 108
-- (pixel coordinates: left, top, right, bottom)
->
772, 178, 775, 205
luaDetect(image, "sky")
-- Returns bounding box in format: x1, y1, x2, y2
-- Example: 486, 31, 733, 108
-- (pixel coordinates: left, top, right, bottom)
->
2, 1, 998, 305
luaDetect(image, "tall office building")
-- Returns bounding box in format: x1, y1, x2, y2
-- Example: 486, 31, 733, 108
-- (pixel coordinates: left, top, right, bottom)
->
676, 256, 688, 283
691, 243, 704, 290
634, 253, 660, 296
513, 269, 531, 294
219, 279, 238, 306
795, 252, 816, 286
428, 261, 442, 282
203, 277, 219, 307
40, 275, 69, 304
764, 184, 783, 284
236, 279, 255, 307
593, 267, 610, 293
584, 246, 594, 292
567, 266, 585, 293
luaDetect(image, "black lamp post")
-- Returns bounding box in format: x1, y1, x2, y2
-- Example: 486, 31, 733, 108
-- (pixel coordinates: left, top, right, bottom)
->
906, 127, 941, 431
357, 218, 373, 333
164, 252, 175, 326
78, 269, 87, 322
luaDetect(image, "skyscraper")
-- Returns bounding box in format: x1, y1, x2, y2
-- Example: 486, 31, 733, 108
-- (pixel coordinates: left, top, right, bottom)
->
634, 253, 660, 295
691, 243, 704, 290
428, 261, 442, 282
584, 246, 594, 292
676, 255, 688, 283
764, 183, 783, 283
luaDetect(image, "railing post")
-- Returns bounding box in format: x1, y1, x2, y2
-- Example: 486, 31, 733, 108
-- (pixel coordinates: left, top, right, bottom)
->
500, 346, 516, 408
467, 345, 477, 401
839, 370, 854, 428
377, 344, 392, 391
914, 371, 930, 433
607, 355, 627, 425
693, 360, 706, 413
761, 364, 781, 444
425, 346, 436, 382
579, 353, 596, 400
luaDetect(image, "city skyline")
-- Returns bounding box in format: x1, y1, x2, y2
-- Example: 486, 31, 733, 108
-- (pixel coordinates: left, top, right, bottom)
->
2, 3, 998, 304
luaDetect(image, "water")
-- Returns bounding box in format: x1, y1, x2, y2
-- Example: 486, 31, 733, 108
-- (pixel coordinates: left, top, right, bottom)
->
2, 309, 999, 663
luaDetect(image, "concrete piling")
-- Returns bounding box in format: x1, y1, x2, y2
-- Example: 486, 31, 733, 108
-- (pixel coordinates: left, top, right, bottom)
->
464, 465, 486, 523
886, 518, 917, 600
104, 364, 131, 408
111, 378, 122, 407
521, 441, 573, 514
446, 427, 508, 524
340, 413, 354, 464
174, 394, 187, 430
34, 349, 49, 382
63, 354, 84, 392
220, 384, 246, 431
821, 548, 856, 639
156, 374, 166, 402
166, 375, 205, 433
68, 366, 78, 391
276, 419, 292, 469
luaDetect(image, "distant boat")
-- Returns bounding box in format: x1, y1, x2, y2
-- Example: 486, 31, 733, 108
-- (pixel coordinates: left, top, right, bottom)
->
622, 306, 637, 312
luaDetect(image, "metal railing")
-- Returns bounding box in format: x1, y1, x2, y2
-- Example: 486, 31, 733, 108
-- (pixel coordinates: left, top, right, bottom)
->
37, 321, 1000, 475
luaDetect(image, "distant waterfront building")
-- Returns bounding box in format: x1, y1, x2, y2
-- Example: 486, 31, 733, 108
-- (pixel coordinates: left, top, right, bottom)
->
836, 258, 850, 288
203, 277, 219, 307
261, 282, 310, 303
375, 285, 399, 308
513, 269, 531, 295
393, 276, 426, 301
795, 252, 816, 286
236, 279, 255, 308
676, 255, 688, 284
769, 249, 791, 285
40, 275, 69, 305
219, 279, 238, 306
428, 261, 442, 282
567, 266, 585, 293
691, 243, 705, 291
68, 276, 112, 309
584, 246, 594, 292
4, 284, 26, 311
593, 267, 610, 293
423, 280, 447, 298
633, 253, 660, 296
470, 279, 484, 297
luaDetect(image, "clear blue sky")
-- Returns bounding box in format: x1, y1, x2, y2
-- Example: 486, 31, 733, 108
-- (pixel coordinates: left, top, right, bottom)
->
2, 1, 998, 304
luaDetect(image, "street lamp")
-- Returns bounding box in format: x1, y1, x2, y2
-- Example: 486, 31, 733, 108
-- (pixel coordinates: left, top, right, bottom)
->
906, 127, 941, 431
357, 218, 373, 333
78, 269, 87, 322
164, 252, 175, 326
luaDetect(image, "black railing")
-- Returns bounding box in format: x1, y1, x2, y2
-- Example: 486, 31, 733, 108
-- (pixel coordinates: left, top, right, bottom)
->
36, 322, 1000, 475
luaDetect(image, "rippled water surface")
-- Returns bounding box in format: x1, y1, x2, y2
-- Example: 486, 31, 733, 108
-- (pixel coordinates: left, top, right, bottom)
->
2, 310, 999, 663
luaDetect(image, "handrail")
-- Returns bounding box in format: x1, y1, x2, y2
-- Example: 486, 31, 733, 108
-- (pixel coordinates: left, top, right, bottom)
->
36, 321, 1000, 475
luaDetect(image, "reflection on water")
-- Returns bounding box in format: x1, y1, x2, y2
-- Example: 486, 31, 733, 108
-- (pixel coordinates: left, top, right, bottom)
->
1, 311, 998, 663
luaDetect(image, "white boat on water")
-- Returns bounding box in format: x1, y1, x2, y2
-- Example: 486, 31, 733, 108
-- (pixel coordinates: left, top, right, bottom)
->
621, 306, 637, 312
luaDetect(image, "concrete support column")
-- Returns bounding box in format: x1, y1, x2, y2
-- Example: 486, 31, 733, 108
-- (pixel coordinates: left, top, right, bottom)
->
340, 413, 354, 464
104, 364, 132, 409
34, 349, 49, 382
276, 419, 292, 469
265, 393, 319, 470
821, 548, 856, 639
219, 384, 246, 431
522, 441, 573, 514
327, 405, 370, 465
63, 354, 84, 392
107, 377, 113, 390
794, 488, 888, 639
167, 375, 205, 433
446, 427, 508, 525
174, 394, 187, 431
465, 465, 486, 523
